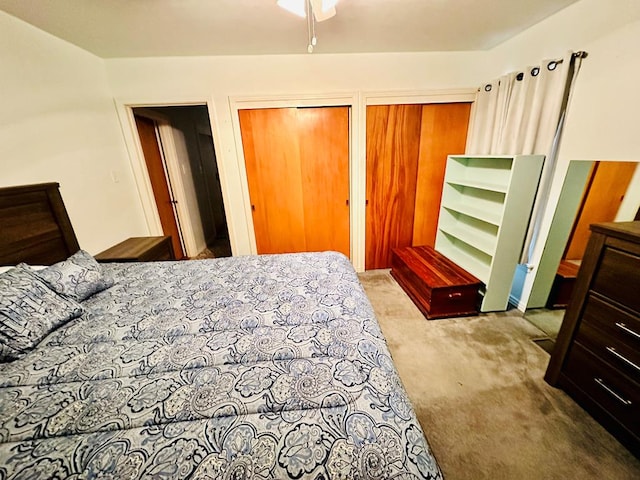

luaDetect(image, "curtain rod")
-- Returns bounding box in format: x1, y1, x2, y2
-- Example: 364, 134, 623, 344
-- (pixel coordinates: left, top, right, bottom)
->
557, 50, 588, 63
478, 50, 588, 89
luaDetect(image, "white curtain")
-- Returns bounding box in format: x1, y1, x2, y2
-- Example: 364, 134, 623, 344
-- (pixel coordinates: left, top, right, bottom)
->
466, 51, 585, 263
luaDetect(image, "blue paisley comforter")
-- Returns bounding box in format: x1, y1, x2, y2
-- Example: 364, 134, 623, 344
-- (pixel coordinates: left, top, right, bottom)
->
0, 252, 442, 479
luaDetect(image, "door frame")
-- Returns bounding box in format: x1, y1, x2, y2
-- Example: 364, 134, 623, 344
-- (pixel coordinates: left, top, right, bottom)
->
230, 93, 360, 262
132, 110, 187, 257
115, 97, 231, 256
116, 90, 476, 269
359, 89, 476, 271
230, 89, 477, 271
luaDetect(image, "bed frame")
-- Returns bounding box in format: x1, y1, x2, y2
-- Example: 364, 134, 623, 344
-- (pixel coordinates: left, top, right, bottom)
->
0, 182, 79, 265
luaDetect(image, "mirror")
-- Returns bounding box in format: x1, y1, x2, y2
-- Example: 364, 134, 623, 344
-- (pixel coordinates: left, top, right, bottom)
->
523, 160, 640, 341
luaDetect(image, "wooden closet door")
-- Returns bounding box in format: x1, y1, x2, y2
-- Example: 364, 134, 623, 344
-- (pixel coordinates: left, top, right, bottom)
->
366, 105, 422, 270
297, 107, 350, 256
365, 103, 471, 270
240, 108, 306, 254
240, 107, 350, 256
412, 103, 472, 247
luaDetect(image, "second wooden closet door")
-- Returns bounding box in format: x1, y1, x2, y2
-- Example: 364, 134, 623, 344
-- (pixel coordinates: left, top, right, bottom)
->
366, 103, 471, 269
240, 107, 350, 256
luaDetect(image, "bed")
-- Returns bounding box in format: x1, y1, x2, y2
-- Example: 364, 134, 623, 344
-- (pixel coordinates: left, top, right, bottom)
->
0, 183, 443, 479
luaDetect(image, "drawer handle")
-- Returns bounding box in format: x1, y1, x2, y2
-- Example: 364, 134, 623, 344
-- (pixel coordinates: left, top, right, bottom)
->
448, 292, 462, 299
594, 378, 632, 406
606, 346, 640, 374
615, 322, 640, 340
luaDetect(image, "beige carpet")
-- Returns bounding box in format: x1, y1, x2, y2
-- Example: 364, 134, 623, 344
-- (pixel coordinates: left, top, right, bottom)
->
192, 238, 232, 259
358, 269, 640, 480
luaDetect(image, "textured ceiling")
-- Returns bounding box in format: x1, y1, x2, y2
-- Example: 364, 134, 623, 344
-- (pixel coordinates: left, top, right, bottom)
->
0, 0, 580, 57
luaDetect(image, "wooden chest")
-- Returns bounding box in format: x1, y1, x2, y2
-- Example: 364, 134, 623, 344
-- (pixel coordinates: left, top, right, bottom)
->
391, 245, 482, 319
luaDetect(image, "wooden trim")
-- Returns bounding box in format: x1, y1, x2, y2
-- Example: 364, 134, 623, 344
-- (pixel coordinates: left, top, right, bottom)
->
591, 221, 640, 245
46, 186, 80, 255
545, 231, 605, 385
95, 236, 175, 262
229, 92, 363, 268
114, 96, 234, 255
363, 88, 477, 106
0, 182, 80, 265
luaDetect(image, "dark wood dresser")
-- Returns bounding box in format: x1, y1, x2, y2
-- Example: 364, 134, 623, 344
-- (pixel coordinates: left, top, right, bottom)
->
95, 236, 175, 263
545, 221, 640, 456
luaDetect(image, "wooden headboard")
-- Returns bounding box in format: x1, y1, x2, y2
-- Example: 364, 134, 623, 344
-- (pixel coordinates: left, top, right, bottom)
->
0, 183, 80, 265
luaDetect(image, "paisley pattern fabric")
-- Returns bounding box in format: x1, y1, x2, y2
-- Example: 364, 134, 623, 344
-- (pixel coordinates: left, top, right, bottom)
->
0, 267, 84, 362
33, 249, 114, 302
0, 252, 443, 479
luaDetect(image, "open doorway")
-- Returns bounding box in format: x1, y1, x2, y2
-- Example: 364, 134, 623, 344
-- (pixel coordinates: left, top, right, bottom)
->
132, 105, 231, 259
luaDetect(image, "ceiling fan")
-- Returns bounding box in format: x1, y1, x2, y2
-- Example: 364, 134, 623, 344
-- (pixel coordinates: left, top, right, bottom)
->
277, 0, 340, 52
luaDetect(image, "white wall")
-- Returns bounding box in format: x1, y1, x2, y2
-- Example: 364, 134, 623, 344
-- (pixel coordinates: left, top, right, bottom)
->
0, 11, 147, 254
5, 0, 639, 287
487, 0, 640, 308
105, 52, 490, 265
104, 0, 640, 279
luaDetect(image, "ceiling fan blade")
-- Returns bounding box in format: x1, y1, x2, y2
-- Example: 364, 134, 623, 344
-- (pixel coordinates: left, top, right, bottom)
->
310, 0, 337, 22
314, 6, 336, 22
277, 0, 307, 18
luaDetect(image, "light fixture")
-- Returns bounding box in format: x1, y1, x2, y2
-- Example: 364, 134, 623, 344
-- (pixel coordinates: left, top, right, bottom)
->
276, 0, 307, 18
277, 0, 339, 53
277, 0, 337, 20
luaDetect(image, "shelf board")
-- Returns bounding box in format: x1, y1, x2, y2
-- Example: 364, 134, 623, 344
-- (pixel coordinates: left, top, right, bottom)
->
438, 225, 496, 257
446, 179, 509, 194
442, 202, 502, 226
437, 236, 491, 282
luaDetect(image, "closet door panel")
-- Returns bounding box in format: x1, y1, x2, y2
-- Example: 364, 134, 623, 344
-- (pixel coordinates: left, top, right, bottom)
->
412, 103, 472, 247
366, 105, 422, 270
298, 107, 351, 257
239, 108, 306, 254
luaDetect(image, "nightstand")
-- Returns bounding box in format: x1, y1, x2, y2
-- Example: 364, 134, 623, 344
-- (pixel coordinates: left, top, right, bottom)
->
95, 236, 175, 263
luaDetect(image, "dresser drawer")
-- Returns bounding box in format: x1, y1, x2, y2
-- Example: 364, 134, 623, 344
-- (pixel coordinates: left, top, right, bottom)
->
564, 343, 640, 436
591, 246, 640, 313
581, 294, 640, 345
577, 294, 640, 382
576, 327, 640, 385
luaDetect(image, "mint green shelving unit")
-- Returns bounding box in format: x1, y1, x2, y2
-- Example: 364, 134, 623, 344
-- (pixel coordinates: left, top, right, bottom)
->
435, 155, 545, 312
